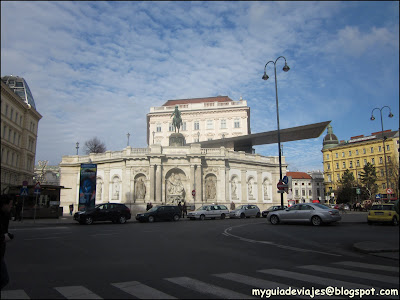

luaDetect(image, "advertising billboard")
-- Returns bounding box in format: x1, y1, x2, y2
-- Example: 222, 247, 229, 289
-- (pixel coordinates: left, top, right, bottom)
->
79, 164, 97, 211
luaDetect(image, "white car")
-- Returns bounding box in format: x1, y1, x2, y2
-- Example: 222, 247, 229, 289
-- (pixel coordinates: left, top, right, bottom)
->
187, 204, 229, 220
230, 204, 261, 218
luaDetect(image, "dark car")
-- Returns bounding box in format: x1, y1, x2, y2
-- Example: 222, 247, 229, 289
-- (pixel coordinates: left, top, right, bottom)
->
74, 203, 131, 225
262, 205, 287, 218
136, 205, 181, 222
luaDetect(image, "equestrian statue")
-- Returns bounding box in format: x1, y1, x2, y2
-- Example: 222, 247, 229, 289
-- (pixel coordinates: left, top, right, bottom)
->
171, 105, 183, 133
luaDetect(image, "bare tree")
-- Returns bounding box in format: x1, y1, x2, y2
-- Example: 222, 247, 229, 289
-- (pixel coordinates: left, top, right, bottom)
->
84, 137, 106, 154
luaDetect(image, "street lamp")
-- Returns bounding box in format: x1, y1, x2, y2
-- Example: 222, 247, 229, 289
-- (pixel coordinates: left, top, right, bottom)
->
127, 133, 130, 147
152, 131, 155, 144
76, 142, 79, 155
262, 56, 290, 208
370, 106, 394, 200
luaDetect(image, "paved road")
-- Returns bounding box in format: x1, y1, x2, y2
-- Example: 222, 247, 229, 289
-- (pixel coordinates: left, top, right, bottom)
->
2, 217, 399, 299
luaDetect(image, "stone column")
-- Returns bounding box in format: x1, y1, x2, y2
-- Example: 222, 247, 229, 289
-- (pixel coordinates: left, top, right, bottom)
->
149, 164, 155, 202
219, 166, 226, 204
195, 164, 202, 203
103, 169, 110, 202
155, 164, 162, 203
257, 170, 263, 203
225, 167, 230, 202
241, 169, 247, 202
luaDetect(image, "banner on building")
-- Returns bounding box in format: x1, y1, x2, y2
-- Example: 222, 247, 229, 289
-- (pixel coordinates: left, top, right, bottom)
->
79, 164, 97, 211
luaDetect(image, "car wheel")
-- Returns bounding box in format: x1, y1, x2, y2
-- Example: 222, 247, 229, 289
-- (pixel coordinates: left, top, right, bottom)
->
221, 213, 226, 220
85, 216, 93, 225
200, 214, 205, 221
118, 215, 127, 224
270, 215, 279, 225
311, 216, 322, 226
240, 213, 245, 219
392, 217, 398, 226
173, 214, 180, 221
256, 212, 261, 218
148, 216, 155, 223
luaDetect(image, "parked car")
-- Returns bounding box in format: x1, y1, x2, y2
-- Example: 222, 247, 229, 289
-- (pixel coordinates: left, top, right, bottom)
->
187, 204, 229, 220
74, 203, 131, 225
267, 203, 341, 226
262, 205, 287, 218
368, 203, 399, 226
136, 205, 181, 222
230, 204, 261, 218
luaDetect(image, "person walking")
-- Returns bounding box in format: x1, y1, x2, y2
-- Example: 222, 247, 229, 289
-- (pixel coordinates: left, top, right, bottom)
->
178, 202, 182, 216
14, 200, 22, 221
1, 194, 15, 291
230, 201, 236, 210
69, 204, 74, 216
182, 202, 187, 218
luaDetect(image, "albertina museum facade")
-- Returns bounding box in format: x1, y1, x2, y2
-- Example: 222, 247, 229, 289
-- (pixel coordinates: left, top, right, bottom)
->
59, 96, 287, 213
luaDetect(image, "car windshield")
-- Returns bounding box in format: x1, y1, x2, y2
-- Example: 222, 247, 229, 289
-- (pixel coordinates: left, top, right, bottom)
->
197, 206, 207, 211
148, 206, 159, 212
237, 205, 247, 209
313, 203, 330, 209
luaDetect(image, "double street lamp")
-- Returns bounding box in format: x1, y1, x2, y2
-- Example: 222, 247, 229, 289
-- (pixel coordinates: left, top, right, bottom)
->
370, 106, 394, 199
262, 56, 290, 208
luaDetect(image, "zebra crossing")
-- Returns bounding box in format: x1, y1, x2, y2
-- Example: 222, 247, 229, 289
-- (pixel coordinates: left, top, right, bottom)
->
2, 260, 398, 299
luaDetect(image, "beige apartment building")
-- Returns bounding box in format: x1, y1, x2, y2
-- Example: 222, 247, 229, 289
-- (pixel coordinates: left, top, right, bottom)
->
1, 76, 42, 193
147, 96, 250, 146
322, 124, 399, 200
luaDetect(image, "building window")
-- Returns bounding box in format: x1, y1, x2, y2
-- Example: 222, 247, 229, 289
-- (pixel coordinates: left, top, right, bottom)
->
317, 189, 320, 197
168, 123, 174, 131
15, 112, 18, 123
342, 152, 345, 157
386, 145, 390, 151
302, 190, 305, 196
336, 163, 339, 169
371, 158, 375, 165
363, 148, 366, 154
335, 153, 338, 158
370, 147, 374, 153
194, 121, 199, 130
378, 146, 382, 152
309, 190, 312, 196
182, 122, 187, 131
387, 156, 391, 163
2, 125, 6, 139
328, 175, 331, 182
5, 104, 8, 117
349, 161, 353, 168
379, 157, 383, 164
295, 183, 298, 185
207, 120, 214, 129
327, 163, 330, 170
234, 119, 240, 128
8, 129, 11, 141
381, 169, 384, 177
349, 150, 352, 156
356, 160, 360, 167
18, 135, 21, 146
10, 108, 13, 120
20, 116, 22, 125
356, 149, 359, 155
342, 162, 346, 168
326, 154, 329, 160
337, 174, 340, 181
220, 119, 227, 129
364, 159, 367, 165
382, 183, 386, 189
302, 183, 305, 186
156, 124, 161, 132
295, 189, 299, 196
13, 132, 16, 144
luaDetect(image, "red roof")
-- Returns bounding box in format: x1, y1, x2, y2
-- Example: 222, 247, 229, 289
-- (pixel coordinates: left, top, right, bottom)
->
162, 96, 233, 106
286, 172, 312, 179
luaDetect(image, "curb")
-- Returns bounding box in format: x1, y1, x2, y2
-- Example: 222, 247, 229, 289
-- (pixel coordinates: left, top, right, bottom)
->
353, 241, 399, 253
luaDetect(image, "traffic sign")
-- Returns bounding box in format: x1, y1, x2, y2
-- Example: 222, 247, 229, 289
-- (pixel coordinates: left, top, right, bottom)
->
387, 188, 393, 194
282, 176, 289, 184
22, 180, 28, 188
192, 190, 196, 197
375, 194, 381, 199
20, 188, 28, 196
34, 182, 41, 189
277, 180, 287, 190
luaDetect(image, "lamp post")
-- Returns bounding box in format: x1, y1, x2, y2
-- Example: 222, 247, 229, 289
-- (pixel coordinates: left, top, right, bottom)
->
370, 106, 394, 200
127, 133, 130, 147
262, 56, 290, 208
76, 142, 79, 155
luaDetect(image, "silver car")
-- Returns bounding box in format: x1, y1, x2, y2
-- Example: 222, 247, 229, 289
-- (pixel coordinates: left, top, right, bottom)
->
187, 204, 229, 220
267, 203, 341, 226
230, 204, 261, 219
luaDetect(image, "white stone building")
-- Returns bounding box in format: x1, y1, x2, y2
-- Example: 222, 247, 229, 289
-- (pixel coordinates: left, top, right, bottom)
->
147, 96, 250, 146
1, 76, 42, 193
287, 171, 325, 204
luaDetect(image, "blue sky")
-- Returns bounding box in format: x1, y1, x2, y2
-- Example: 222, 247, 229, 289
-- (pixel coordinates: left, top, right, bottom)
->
1, 1, 399, 172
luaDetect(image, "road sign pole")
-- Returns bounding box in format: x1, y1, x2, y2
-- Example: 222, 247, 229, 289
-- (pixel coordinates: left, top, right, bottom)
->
33, 192, 38, 224
21, 195, 25, 223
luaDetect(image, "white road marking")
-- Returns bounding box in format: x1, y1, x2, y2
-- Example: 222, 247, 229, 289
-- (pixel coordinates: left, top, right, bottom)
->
54, 286, 102, 299
165, 276, 253, 299
334, 261, 399, 273
223, 224, 341, 257
112, 281, 176, 299
1, 289, 30, 299
299, 265, 399, 284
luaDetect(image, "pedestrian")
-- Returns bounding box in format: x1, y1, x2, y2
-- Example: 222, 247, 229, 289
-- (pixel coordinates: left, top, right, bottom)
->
149, 202, 153, 210
178, 202, 182, 215
69, 204, 74, 216
1, 194, 15, 291
14, 200, 22, 221
146, 203, 150, 211
230, 201, 235, 210
182, 202, 187, 218
356, 202, 360, 211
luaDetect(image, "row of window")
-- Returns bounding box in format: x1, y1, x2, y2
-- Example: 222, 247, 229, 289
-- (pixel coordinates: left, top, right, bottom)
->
293, 189, 323, 197
1, 147, 20, 168
2, 124, 22, 147
157, 119, 241, 132
326, 145, 391, 160
327, 156, 392, 170
327, 168, 394, 183
3, 103, 24, 126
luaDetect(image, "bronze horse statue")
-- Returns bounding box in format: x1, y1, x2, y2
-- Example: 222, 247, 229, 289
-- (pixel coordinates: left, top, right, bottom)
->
171, 105, 183, 133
